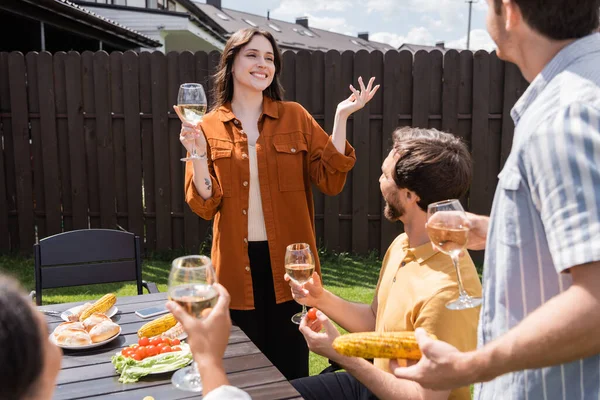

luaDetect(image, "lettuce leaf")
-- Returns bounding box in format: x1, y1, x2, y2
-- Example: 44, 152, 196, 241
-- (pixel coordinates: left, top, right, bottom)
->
111, 343, 193, 383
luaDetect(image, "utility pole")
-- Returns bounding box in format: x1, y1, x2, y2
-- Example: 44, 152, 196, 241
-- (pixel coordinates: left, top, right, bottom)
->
466, 0, 478, 50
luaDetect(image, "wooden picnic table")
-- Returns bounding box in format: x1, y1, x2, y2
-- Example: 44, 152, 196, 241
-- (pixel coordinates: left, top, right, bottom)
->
39, 292, 302, 400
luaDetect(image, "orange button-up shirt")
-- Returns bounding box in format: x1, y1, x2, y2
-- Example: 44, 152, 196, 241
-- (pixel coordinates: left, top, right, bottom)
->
185, 97, 356, 310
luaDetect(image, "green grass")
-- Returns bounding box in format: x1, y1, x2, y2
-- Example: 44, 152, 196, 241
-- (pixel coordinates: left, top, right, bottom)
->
0, 249, 382, 377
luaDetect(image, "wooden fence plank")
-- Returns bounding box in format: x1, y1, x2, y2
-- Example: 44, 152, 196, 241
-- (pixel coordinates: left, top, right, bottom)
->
323, 50, 341, 252
8, 52, 35, 253
25, 52, 45, 241
429, 50, 443, 131
110, 52, 128, 231
282, 51, 296, 101
194, 51, 211, 250
122, 51, 144, 239
94, 51, 116, 229
54, 52, 72, 233
139, 52, 156, 253
295, 50, 311, 108
339, 50, 354, 253
0, 53, 14, 250
368, 50, 384, 253
310, 50, 325, 244
470, 51, 495, 215
82, 51, 100, 229
167, 51, 183, 250
177, 51, 200, 252
458, 51, 474, 147
150, 52, 171, 251
65, 51, 88, 230
207, 51, 220, 109
351, 50, 370, 255
442, 50, 460, 135
412, 51, 431, 129
37, 52, 62, 237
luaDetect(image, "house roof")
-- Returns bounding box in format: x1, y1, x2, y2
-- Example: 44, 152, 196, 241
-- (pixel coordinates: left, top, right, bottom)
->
398, 43, 459, 54
1, 0, 161, 48
190, 2, 396, 53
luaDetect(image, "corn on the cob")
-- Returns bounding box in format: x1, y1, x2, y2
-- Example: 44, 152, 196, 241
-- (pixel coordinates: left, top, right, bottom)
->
137, 313, 178, 338
332, 331, 436, 360
79, 293, 116, 321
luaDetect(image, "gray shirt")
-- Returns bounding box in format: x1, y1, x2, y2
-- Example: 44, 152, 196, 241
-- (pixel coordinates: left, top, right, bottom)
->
475, 33, 600, 399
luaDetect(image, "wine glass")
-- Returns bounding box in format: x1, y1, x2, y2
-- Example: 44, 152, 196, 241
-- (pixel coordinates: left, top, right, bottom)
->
176, 83, 207, 162
168, 255, 218, 392
285, 243, 316, 324
426, 199, 483, 310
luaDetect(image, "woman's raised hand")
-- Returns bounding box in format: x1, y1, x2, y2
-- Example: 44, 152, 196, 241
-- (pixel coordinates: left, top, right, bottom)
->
336, 76, 380, 118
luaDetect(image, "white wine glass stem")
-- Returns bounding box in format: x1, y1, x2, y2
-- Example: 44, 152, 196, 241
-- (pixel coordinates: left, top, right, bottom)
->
451, 253, 469, 299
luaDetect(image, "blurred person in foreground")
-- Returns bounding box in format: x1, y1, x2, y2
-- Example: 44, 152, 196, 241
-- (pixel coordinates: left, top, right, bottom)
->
0, 276, 62, 400
392, 0, 600, 398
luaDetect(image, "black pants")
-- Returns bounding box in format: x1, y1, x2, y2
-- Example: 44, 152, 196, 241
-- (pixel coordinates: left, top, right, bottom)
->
292, 372, 378, 400
229, 241, 309, 380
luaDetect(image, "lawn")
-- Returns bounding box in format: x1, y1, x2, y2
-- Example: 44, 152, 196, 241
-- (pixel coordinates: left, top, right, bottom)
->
0, 249, 382, 376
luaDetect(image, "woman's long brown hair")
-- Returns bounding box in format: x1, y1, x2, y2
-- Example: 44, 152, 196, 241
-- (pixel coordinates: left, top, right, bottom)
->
211, 28, 284, 111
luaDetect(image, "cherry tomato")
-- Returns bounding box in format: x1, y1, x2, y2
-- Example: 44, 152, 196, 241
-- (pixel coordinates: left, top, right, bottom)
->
170, 338, 180, 346
163, 338, 172, 346
135, 346, 147, 360
149, 337, 162, 346
157, 342, 168, 349
171, 346, 182, 352
138, 337, 150, 347
160, 346, 172, 354
306, 307, 318, 320
146, 345, 159, 357
132, 353, 143, 361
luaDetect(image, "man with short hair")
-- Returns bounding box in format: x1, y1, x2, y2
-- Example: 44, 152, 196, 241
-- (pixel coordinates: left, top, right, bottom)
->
287, 127, 482, 400
392, 0, 600, 398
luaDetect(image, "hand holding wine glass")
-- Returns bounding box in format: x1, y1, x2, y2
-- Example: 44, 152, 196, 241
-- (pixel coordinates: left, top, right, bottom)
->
427, 200, 482, 310
167, 255, 218, 392
175, 83, 208, 162
285, 243, 316, 324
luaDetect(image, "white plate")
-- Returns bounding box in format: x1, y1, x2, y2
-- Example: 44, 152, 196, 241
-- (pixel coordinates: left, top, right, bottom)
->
50, 326, 122, 350
115, 343, 192, 375
61, 305, 118, 322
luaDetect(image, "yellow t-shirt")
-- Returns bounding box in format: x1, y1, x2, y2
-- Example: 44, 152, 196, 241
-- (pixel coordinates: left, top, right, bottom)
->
375, 233, 482, 400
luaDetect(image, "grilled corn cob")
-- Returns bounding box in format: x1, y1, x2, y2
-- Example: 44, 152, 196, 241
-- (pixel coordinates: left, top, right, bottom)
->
137, 313, 178, 338
79, 293, 116, 321
332, 331, 436, 360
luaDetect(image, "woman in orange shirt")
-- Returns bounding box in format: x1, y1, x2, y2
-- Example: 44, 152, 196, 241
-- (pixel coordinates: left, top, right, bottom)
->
179, 27, 378, 379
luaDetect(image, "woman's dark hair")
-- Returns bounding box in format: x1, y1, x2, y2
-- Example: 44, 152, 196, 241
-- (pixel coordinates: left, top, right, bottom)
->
0, 277, 45, 399
211, 27, 284, 110
391, 127, 472, 211
493, 0, 600, 40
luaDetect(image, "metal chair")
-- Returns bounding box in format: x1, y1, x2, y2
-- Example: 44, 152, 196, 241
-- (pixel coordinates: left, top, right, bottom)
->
31, 229, 158, 305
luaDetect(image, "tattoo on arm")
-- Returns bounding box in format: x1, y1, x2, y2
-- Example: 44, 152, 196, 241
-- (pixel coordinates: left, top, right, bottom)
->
204, 178, 212, 191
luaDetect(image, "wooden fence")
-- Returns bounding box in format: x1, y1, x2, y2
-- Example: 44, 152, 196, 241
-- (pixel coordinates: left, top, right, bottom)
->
0, 49, 528, 257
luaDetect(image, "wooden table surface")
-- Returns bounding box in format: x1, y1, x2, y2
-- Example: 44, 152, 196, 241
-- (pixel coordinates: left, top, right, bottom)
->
40, 293, 302, 400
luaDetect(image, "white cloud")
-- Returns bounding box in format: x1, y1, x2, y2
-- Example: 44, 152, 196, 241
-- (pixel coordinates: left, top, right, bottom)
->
371, 26, 435, 48
446, 29, 496, 51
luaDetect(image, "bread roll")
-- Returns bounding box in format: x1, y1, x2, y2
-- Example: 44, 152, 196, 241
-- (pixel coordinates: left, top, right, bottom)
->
82, 313, 111, 331
53, 321, 85, 337
55, 329, 92, 346
89, 321, 120, 343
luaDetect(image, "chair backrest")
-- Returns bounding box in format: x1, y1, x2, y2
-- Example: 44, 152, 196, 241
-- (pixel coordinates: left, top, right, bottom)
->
34, 229, 142, 305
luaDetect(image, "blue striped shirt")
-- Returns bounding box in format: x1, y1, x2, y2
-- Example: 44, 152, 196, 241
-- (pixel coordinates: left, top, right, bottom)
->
475, 33, 600, 400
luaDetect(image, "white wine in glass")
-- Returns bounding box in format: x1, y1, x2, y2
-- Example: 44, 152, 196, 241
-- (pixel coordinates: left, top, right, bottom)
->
427, 199, 482, 310
176, 83, 207, 162
285, 243, 315, 324
168, 255, 217, 392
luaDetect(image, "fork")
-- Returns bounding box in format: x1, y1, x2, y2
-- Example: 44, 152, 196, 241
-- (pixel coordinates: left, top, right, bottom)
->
40, 309, 74, 319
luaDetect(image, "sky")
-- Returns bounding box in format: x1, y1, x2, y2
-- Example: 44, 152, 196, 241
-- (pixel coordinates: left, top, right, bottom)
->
213, 0, 497, 51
